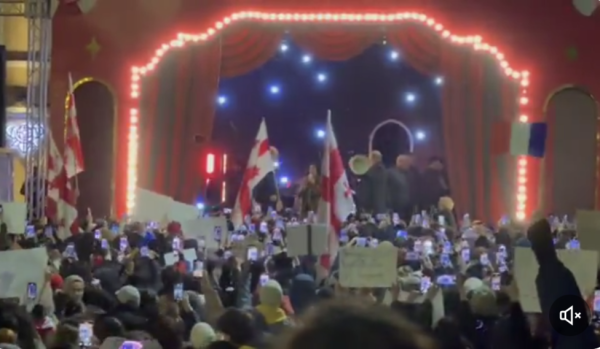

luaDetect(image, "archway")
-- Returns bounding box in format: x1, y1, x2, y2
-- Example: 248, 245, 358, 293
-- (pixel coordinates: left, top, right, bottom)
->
122, 11, 532, 222
70, 79, 117, 218
369, 119, 414, 167
544, 86, 598, 215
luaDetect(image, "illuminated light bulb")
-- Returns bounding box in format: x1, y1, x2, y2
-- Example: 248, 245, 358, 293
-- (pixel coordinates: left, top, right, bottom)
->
280, 176, 289, 184
405, 93, 416, 103
217, 96, 227, 105
520, 97, 529, 105
280, 43, 288, 52
415, 131, 426, 140
434, 76, 443, 85
302, 55, 312, 63
390, 51, 399, 60
274, 161, 280, 168
516, 212, 525, 220
317, 73, 327, 82
316, 129, 326, 138
270, 85, 280, 94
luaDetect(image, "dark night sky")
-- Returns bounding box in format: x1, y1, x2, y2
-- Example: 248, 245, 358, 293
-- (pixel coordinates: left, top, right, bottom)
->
213, 38, 444, 183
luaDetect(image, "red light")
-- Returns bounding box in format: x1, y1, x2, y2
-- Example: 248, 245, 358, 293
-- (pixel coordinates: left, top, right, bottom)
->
206, 153, 215, 174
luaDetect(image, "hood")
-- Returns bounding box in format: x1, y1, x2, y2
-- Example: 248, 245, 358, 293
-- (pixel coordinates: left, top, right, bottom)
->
289, 274, 316, 315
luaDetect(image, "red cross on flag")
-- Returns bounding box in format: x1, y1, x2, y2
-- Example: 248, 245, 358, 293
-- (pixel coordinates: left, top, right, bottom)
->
64, 73, 85, 179
317, 110, 355, 270
231, 119, 275, 228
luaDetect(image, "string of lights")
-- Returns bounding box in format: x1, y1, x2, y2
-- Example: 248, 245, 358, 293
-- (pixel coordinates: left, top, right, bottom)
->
127, 11, 530, 221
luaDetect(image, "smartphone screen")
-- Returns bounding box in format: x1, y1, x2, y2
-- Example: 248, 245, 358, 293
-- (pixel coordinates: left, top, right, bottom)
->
27, 282, 37, 300
172, 237, 181, 251
396, 230, 407, 239
393, 213, 400, 225
44, 226, 53, 238
119, 237, 128, 252
266, 242, 274, 256
461, 249, 470, 262
78, 322, 93, 347
119, 341, 143, 349
101, 239, 109, 250
440, 253, 451, 267
491, 274, 501, 291
356, 237, 367, 247
174, 283, 183, 301
414, 240, 422, 252
193, 261, 204, 278
405, 252, 418, 261
25, 225, 35, 237
65, 244, 76, 257
247, 247, 258, 261
198, 237, 206, 248
140, 246, 149, 257
436, 274, 455, 286
480, 253, 489, 265
438, 215, 445, 226
420, 276, 431, 293
259, 273, 269, 286
94, 230, 101, 240
224, 250, 233, 259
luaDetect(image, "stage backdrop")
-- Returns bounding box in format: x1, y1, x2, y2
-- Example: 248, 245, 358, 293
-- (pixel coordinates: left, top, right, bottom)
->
136, 23, 518, 221
51, 0, 600, 217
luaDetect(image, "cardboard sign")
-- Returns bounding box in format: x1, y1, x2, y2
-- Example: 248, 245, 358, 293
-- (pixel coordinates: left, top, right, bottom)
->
339, 245, 397, 288
0, 247, 47, 304
0, 202, 26, 234
181, 217, 228, 250
286, 224, 328, 257
514, 247, 598, 312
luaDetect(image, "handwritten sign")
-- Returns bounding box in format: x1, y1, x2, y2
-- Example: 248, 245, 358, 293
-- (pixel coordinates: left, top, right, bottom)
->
181, 216, 228, 250
286, 224, 328, 256
514, 247, 598, 312
0, 247, 47, 304
339, 245, 397, 288
0, 202, 26, 234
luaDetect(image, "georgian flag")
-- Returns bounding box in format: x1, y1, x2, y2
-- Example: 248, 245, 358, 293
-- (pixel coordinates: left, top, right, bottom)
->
317, 110, 355, 270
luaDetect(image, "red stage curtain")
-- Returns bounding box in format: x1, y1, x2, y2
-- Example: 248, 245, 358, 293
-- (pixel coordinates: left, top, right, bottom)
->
220, 25, 284, 78
387, 23, 495, 220
289, 27, 379, 61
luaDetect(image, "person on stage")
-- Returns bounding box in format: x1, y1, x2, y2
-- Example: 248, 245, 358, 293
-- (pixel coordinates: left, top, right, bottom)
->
296, 164, 321, 217
386, 155, 412, 222
420, 156, 450, 211
357, 150, 387, 214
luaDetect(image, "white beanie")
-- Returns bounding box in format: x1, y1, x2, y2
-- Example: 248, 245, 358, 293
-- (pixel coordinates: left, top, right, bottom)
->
115, 285, 141, 308
462, 277, 484, 295
190, 322, 216, 349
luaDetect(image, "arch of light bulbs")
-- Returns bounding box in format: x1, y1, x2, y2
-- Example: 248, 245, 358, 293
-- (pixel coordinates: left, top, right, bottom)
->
126, 11, 531, 220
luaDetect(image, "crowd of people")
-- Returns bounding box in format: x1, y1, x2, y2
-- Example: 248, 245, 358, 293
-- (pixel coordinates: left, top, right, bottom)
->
0, 188, 597, 349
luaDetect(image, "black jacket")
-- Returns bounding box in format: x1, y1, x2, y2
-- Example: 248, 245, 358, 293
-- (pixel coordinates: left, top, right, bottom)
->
358, 162, 387, 214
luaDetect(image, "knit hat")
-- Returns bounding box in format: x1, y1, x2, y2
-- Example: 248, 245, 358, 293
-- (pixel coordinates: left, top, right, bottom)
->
468, 284, 497, 316
190, 322, 216, 349
50, 274, 63, 291
462, 277, 484, 295
115, 285, 141, 308
259, 280, 283, 307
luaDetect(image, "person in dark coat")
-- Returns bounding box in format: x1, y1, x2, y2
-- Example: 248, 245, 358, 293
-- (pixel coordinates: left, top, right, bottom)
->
357, 151, 388, 214
386, 155, 411, 222
420, 156, 450, 212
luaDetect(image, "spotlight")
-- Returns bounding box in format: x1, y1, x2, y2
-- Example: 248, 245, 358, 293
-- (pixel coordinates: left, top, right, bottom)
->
316, 129, 326, 139
280, 176, 289, 184
274, 161, 280, 168
435, 77, 444, 85
196, 202, 205, 210
302, 55, 312, 63
270, 85, 280, 94
390, 51, 399, 60
317, 73, 327, 82
280, 43, 288, 52
415, 131, 426, 140
405, 93, 416, 103
217, 96, 227, 105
